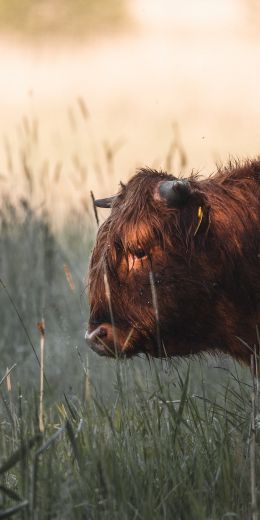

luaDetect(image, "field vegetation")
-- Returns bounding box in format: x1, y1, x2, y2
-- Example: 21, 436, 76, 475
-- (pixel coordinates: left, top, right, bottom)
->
1, 3, 260, 517
0, 106, 259, 519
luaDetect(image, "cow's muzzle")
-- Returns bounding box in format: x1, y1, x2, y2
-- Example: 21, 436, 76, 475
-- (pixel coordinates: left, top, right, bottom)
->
85, 322, 120, 357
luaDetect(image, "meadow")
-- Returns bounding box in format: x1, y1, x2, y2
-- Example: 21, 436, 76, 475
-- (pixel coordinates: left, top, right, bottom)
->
1, 1, 260, 517
0, 107, 259, 520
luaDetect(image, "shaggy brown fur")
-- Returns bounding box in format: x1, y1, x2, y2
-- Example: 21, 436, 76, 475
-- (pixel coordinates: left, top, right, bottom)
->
86, 159, 260, 365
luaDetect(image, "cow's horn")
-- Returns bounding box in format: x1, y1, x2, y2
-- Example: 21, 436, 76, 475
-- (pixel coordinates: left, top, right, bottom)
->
94, 196, 117, 208
159, 179, 191, 207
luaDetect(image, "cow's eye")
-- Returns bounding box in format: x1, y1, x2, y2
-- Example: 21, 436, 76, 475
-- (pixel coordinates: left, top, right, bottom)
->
127, 247, 148, 271
133, 248, 147, 259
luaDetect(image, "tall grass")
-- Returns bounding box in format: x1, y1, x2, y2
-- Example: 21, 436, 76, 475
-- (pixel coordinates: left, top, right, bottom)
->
0, 110, 259, 518
1, 199, 259, 519
0, 356, 258, 519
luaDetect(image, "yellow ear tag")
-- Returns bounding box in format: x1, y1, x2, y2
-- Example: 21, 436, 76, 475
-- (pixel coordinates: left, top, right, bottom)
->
194, 206, 203, 236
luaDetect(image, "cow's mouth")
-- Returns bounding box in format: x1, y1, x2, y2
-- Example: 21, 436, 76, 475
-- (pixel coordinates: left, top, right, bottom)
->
85, 322, 144, 358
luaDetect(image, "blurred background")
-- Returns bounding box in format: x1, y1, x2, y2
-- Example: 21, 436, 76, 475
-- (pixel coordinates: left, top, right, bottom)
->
1, 0, 260, 221
0, 0, 259, 393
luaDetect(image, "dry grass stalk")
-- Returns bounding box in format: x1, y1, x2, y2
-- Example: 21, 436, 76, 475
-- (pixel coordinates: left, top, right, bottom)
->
5, 366, 12, 392
122, 328, 134, 352
0, 364, 16, 387
3, 136, 13, 174
104, 270, 118, 353
5, 366, 15, 430
165, 122, 187, 173
53, 161, 62, 183
37, 319, 45, 433
90, 190, 99, 226
149, 271, 162, 357
103, 139, 124, 177
64, 264, 75, 292
84, 354, 91, 401
77, 97, 89, 121
75, 346, 91, 401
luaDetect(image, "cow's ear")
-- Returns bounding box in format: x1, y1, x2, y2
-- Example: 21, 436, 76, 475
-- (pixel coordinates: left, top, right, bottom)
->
159, 179, 210, 236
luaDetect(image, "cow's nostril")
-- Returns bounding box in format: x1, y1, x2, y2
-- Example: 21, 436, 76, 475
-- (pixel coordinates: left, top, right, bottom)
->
85, 324, 109, 343
98, 327, 107, 338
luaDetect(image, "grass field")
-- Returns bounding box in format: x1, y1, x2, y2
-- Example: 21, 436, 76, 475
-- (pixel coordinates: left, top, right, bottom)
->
0, 115, 259, 519
1, 3, 260, 513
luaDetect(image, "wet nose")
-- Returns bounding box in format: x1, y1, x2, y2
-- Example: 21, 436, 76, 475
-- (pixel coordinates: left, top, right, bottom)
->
85, 325, 109, 342
85, 322, 117, 356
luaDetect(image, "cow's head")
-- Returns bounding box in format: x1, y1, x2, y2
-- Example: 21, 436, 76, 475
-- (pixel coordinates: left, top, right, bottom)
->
86, 168, 216, 359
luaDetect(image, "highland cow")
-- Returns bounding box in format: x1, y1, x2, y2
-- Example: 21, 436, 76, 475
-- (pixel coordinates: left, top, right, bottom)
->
86, 160, 260, 365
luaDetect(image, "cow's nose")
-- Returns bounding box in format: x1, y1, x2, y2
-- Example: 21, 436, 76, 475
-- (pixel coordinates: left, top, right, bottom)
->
85, 325, 108, 342
85, 323, 117, 357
